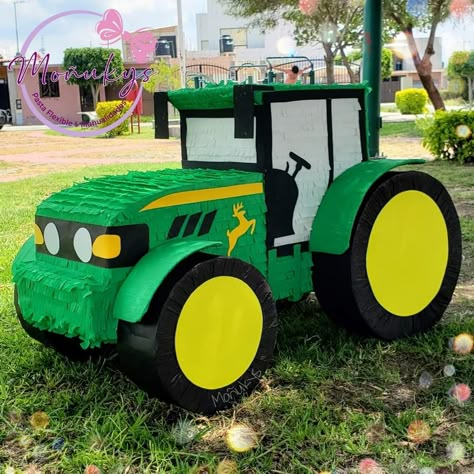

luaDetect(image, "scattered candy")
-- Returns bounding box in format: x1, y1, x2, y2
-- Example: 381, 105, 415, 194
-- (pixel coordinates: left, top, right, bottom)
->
52, 438, 65, 451
84, 466, 101, 474
299, 0, 319, 15
171, 418, 198, 446
30, 411, 49, 430
216, 460, 239, 474
452, 333, 473, 354
456, 125, 472, 139
358, 458, 383, 474
419, 371, 433, 389
449, 383, 471, 403
443, 364, 456, 377
407, 420, 431, 444
446, 440, 465, 461
226, 424, 258, 453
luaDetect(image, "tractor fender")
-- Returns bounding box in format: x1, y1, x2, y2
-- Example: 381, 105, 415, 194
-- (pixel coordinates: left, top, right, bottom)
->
114, 240, 223, 323
309, 159, 426, 255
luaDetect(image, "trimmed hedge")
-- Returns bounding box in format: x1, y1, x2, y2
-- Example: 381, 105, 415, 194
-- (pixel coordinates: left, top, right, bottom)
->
420, 110, 474, 164
96, 100, 132, 137
395, 88, 429, 114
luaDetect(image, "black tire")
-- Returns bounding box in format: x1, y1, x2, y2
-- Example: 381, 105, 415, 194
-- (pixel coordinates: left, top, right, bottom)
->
118, 257, 278, 414
14, 286, 109, 361
313, 171, 462, 340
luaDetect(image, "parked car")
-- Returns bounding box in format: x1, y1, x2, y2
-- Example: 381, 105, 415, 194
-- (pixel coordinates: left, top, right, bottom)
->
0, 109, 12, 129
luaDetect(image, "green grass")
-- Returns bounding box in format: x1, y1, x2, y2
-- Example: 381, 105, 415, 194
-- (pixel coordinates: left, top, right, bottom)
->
380, 105, 399, 113
0, 162, 473, 473
380, 121, 424, 138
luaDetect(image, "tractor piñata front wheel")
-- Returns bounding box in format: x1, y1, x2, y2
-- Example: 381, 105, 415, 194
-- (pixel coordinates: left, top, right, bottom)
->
118, 257, 278, 414
313, 171, 462, 340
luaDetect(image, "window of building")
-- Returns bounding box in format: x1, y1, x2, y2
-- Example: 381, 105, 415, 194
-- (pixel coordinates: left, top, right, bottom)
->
39, 72, 60, 98
220, 28, 248, 48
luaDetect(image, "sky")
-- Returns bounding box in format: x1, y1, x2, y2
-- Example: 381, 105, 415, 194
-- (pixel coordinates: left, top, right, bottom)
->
0, 0, 208, 63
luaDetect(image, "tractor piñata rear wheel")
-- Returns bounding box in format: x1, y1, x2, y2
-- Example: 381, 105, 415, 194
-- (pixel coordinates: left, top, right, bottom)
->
118, 257, 278, 414
313, 171, 462, 340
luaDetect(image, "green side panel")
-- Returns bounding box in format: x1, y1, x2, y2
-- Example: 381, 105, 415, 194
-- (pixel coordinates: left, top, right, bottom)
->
267, 245, 314, 302
168, 82, 370, 111
13, 244, 129, 349
114, 240, 222, 324
310, 159, 426, 255
12, 236, 35, 273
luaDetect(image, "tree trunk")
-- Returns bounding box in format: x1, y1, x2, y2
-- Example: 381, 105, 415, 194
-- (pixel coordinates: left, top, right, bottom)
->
323, 43, 335, 84
91, 84, 101, 110
339, 47, 358, 83
403, 27, 445, 111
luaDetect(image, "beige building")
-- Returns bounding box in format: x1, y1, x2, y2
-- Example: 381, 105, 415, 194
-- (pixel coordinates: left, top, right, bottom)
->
122, 26, 179, 64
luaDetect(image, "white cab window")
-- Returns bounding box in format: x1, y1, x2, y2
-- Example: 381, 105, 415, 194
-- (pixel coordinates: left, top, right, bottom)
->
186, 117, 257, 164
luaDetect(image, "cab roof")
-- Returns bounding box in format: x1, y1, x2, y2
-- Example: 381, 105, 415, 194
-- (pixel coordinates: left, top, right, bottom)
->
168, 82, 369, 111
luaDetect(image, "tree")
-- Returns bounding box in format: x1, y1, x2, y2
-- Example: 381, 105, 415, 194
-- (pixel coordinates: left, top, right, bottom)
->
220, 0, 366, 84
381, 47, 394, 80
383, 0, 463, 111
343, 47, 393, 82
143, 60, 181, 94
448, 50, 474, 106
63, 47, 124, 109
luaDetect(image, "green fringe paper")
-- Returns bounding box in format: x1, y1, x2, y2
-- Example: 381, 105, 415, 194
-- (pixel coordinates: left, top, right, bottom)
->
13, 245, 129, 348
168, 82, 370, 111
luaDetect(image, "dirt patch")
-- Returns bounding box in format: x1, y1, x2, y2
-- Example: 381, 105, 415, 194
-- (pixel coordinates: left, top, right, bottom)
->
380, 137, 433, 160
456, 202, 474, 218
0, 131, 181, 181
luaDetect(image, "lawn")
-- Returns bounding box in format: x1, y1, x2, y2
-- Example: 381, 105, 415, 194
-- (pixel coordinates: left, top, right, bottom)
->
0, 161, 473, 474
380, 122, 424, 138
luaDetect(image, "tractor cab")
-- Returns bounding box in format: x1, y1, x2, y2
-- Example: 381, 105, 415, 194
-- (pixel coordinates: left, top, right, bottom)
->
158, 83, 368, 251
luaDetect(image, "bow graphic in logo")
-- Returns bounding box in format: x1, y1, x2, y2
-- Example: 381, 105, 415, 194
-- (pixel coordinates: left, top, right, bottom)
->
96, 9, 157, 63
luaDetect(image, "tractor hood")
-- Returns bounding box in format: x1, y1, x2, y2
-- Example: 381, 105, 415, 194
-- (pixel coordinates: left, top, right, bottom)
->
36, 168, 263, 226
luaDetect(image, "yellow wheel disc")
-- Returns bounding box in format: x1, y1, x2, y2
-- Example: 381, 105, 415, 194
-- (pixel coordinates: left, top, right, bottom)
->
175, 276, 263, 390
366, 190, 449, 317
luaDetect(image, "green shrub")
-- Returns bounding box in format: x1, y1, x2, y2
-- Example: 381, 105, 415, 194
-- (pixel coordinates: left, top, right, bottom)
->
420, 110, 474, 164
96, 100, 132, 137
395, 88, 429, 114
439, 89, 463, 101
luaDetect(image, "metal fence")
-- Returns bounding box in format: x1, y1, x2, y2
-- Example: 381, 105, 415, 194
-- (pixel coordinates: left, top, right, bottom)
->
173, 59, 361, 88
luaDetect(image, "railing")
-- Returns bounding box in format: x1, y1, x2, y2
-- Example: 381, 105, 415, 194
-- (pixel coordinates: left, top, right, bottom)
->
174, 59, 361, 89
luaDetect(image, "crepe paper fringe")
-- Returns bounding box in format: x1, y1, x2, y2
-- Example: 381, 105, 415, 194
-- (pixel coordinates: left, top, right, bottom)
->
14, 252, 129, 348
37, 169, 263, 227
168, 82, 370, 111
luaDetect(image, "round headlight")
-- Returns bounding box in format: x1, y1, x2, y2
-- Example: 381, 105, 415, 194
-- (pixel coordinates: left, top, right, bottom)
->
74, 228, 92, 263
44, 223, 60, 255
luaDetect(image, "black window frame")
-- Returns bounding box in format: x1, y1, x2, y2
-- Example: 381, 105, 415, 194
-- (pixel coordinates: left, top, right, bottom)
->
39, 72, 60, 98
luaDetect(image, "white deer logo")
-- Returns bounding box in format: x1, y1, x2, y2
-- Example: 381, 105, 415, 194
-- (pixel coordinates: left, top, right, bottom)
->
227, 203, 257, 256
